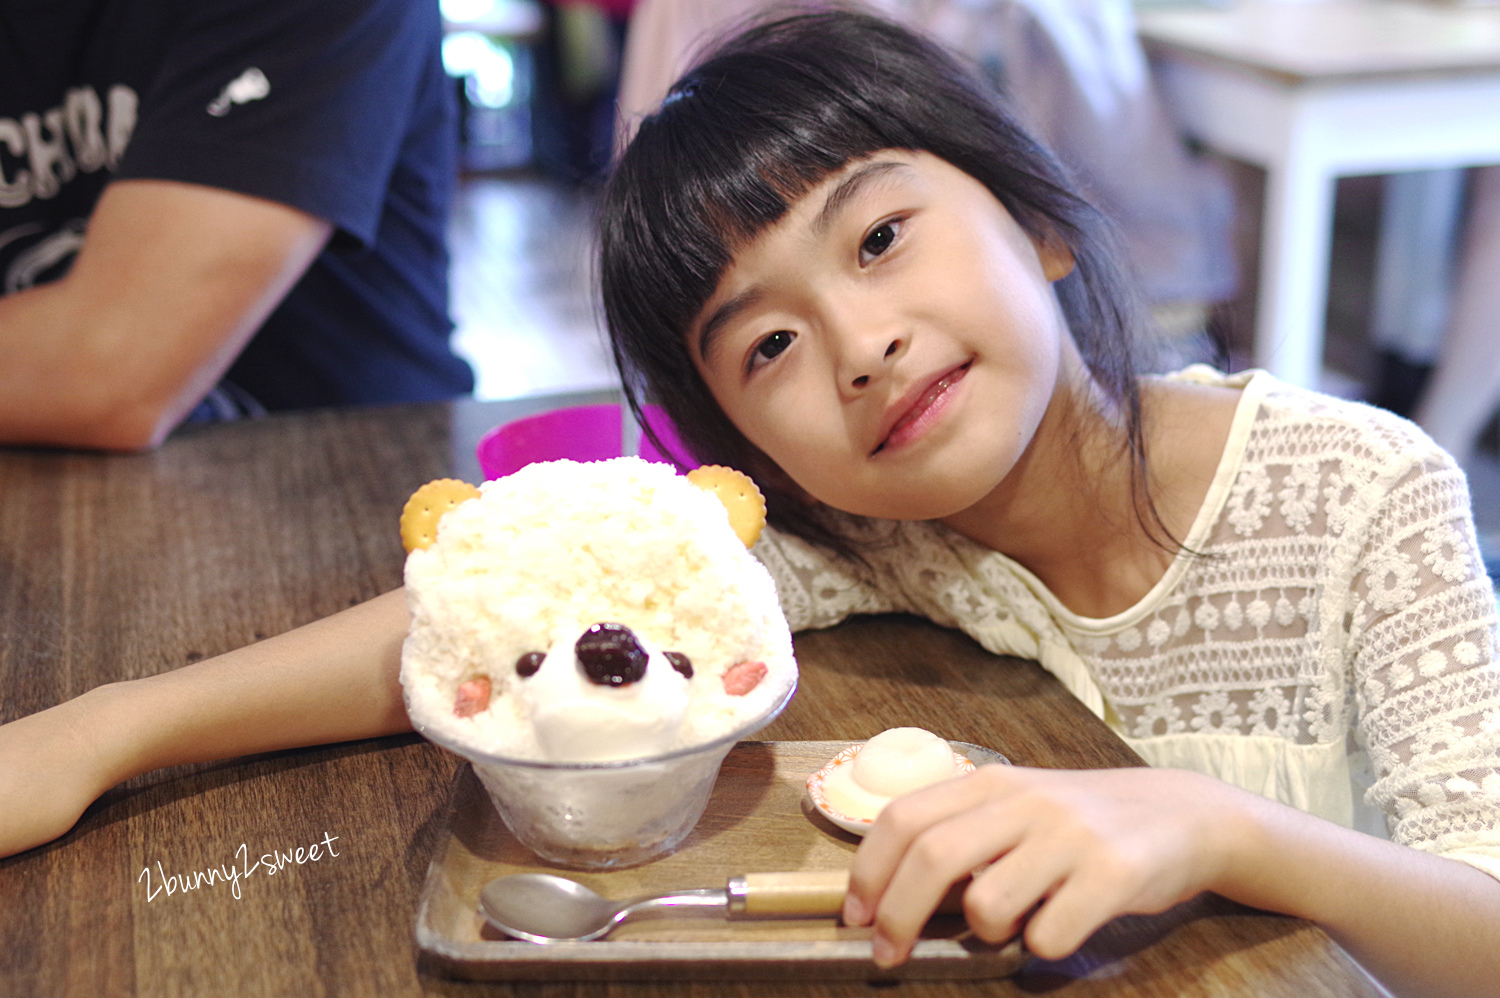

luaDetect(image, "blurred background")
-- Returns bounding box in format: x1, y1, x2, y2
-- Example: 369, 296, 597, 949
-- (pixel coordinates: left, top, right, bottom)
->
438, 0, 1500, 570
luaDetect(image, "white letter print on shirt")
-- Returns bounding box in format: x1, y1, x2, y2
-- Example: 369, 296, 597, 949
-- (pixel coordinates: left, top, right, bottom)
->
0, 84, 139, 207
207, 68, 270, 117
4, 218, 86, 293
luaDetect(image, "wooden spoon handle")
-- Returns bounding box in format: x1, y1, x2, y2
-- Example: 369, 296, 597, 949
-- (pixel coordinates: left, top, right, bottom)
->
730, 870, 849, 916
728, 870, 970, 919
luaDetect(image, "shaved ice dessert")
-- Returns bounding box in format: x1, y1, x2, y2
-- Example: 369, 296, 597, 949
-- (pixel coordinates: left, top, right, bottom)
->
399, 457, 796, 867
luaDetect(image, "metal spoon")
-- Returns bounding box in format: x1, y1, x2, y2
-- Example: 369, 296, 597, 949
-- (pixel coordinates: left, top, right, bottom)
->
479, 870, 851, 943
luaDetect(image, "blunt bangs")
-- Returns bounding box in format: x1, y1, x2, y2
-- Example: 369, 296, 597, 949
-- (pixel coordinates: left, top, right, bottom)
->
600, 10, 1147, 554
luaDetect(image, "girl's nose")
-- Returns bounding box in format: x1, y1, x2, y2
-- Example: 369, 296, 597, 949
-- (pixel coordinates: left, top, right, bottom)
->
824, 290, 907, 392
850, 339, 903, 389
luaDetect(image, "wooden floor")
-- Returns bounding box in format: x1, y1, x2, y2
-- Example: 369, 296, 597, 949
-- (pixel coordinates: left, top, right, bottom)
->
448, 174, 615, 400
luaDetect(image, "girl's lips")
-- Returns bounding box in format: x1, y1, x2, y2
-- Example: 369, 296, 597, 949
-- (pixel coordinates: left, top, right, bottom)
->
873, 362, 971, 454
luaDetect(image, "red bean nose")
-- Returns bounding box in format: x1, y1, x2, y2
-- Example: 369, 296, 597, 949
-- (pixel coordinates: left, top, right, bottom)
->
576, 623, 648, 686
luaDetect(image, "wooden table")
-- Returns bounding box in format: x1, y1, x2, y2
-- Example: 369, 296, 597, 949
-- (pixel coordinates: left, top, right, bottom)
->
1137, 0, 1500, 389
0, 398, 1388, 997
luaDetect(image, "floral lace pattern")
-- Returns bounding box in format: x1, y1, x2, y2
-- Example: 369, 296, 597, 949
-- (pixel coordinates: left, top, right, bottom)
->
752, 374, 1500, 863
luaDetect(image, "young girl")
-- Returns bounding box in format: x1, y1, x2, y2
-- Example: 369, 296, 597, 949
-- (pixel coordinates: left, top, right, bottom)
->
3, 11, 1497, 995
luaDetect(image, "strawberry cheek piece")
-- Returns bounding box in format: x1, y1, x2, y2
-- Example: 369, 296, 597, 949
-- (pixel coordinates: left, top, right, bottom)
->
721, 660, 767, 696
454, 677, 493, 717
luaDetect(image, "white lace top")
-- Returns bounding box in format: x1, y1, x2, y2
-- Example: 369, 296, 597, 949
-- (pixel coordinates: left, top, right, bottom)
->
753, 368, 1500, 880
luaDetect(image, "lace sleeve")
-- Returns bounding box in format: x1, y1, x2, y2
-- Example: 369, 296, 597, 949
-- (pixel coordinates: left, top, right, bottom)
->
751, 527, 903, 632
1349, 443, 1500, 869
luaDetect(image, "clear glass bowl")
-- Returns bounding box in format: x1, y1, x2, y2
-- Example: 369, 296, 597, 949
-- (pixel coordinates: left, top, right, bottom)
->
423, 681, 795, 869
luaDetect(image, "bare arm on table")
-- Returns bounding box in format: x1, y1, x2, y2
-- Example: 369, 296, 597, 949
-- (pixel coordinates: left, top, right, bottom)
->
0, 178, 330, 451
0, 589, 413, 858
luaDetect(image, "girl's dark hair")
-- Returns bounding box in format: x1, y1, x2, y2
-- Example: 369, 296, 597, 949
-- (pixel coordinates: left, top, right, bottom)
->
600, 9, 1153, 556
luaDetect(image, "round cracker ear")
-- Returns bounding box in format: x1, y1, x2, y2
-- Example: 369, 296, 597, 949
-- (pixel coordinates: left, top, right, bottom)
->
686, 466, 767, 548
400, 479, 482, 553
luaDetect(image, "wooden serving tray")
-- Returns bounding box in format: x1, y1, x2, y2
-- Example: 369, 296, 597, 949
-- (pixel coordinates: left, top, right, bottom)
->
415, 740, 1027, 981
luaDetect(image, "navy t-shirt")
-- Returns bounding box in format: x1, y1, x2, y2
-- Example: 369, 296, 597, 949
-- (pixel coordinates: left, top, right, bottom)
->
0, 0, 474, 413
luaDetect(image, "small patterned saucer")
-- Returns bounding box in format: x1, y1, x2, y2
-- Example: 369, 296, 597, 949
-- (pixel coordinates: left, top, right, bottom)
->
805, 740, 1009, 836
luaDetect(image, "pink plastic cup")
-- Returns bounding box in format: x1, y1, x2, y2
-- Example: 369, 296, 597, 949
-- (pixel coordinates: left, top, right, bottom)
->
637, 405, 695, 469
476, 403, 696, 481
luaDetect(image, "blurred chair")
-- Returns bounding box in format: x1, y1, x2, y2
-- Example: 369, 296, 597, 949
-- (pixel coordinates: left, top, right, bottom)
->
1369, 168, 1468, 418
1373, 165, 1500, 469
476, 402, 696, 479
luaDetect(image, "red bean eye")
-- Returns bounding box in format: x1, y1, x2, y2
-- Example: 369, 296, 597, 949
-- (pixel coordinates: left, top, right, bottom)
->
665, 651, 693, 678
516, 652, 544, 677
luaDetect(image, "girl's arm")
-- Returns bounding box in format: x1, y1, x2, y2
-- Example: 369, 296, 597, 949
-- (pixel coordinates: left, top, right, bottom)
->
843, 764, 1500, 998
0, 588, 412, 858
1225, 782, 1500, 998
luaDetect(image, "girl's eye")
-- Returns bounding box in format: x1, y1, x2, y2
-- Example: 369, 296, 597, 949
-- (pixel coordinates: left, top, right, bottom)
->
859, 219, 902, 264
749, 330, 795, 371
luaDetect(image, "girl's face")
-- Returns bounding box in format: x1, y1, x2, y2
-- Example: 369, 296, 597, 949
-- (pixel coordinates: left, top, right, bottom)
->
688, 150, 1076, 521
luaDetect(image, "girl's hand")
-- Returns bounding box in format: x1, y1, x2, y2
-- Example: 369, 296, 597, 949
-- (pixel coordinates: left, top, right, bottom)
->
842, 765, 1253, 967
0, 688, 125, 858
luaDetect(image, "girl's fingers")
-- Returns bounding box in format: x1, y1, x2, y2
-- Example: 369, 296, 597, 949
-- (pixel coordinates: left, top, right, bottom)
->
961, 837, 1074, 943
871, 817, 1084, 966
864, 796, 1046, 966
845, 765, 1024, 925
1021, 871, 1126, 960
1021, 841, 1201, 959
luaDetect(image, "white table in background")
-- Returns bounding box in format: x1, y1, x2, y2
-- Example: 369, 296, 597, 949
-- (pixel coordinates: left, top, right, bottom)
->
1136, 0, 1500, 388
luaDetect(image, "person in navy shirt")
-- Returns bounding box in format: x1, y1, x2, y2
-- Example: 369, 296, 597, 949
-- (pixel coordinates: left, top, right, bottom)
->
0, 0, 474, 450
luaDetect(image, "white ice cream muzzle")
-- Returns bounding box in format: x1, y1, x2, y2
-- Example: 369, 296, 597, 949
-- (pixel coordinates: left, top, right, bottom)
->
519, 622, 692, 763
